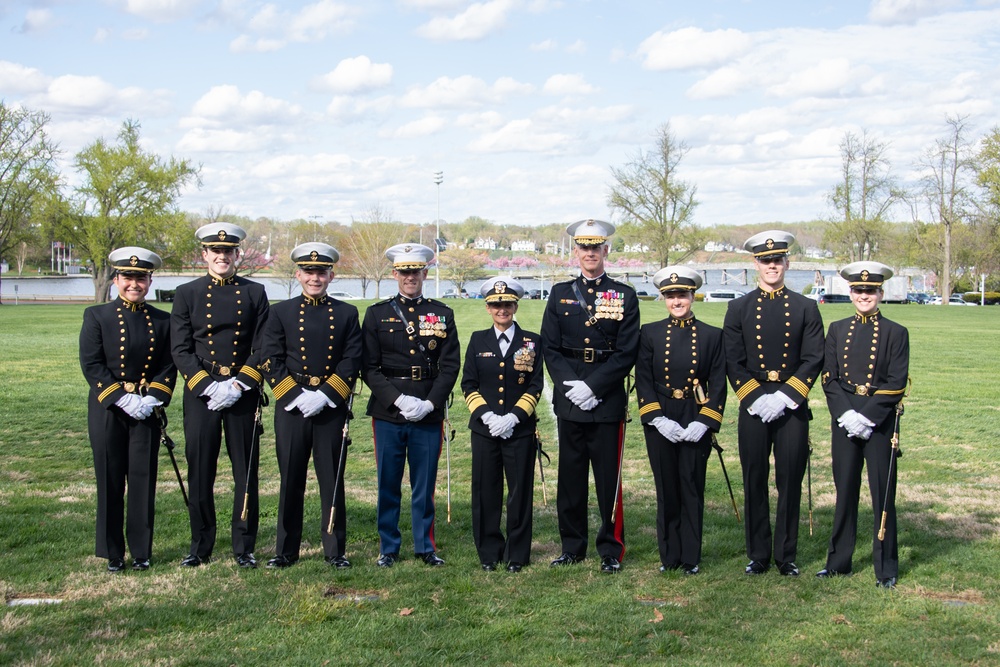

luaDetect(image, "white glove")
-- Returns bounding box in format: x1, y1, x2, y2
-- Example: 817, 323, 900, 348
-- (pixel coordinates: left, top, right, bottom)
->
298, 390, 331, 418
481, 411, 498, 425
682, 421, 709, 442
285, 392, 307, 413
202, 380, 234, 411
116, 393, 151, 420
651, 416, 685, 443
751, 393, 784, 423
217, 380, 243, 410
140, 395, 163, 409
497, 413, 519, 439
775, 392, 799, 410
579, 396, 602, 411
838, 410, 874, 439
405, 399, 435, 422
394, 394, 423, 417
563, 380, 597, 407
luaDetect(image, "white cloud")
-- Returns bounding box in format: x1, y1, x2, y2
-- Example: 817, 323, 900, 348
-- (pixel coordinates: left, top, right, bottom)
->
185, 85, 303, 128
542, 73, 598, 96
119, 0, 203, 22
382, 115, 448, 139
400, 75, 532, 108
416, 0, 516, 41
565, 39, 586, 54
325, 94, 396, 121
233, 0, 357, 51
530, 38, 557, 51
637, 27, 754, 70
767, 58, 877, 98
122, 28, 150, 40
16, 9, 56, 34
0, 61, 50, 95
313, 56, 393, 94
467, 118, 574, 153
230, 34, 285, 53
868, 0, 962, 25
47, 75, 123, 112
177, 127, 274, 153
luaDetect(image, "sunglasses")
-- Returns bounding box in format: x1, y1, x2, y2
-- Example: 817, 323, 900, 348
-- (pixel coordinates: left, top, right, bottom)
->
395, 268, 423, 275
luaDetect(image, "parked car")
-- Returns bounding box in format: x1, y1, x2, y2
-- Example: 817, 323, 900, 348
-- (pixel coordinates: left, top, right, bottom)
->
817, 293, 852, 304
907, 292, 932, 304
525, 289, 549, 300
442, 289, 469, 298
327, 290, 360, 300
703, 289, 744, 303
929, 294, 975, 305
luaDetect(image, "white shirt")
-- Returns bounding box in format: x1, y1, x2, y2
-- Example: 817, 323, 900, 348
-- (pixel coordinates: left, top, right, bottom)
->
494, 323, 516, 357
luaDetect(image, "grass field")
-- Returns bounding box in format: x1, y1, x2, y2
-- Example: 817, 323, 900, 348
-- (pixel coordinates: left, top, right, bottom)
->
1, 298, 999, 666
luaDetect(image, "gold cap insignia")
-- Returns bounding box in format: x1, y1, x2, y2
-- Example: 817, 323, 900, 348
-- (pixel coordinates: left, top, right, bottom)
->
861, 270, 869, 281
403, 245, 412, 252
495, 281, 506, 293
310, 251, 318, 261
130, 255, 139, 266
765, 239, 775, 249
669, 273, 678, 283
218, 230, 227, 241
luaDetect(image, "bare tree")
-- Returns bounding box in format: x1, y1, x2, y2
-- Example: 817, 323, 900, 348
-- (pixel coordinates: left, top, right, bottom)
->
607, 123, 700, 268
825, 129, 903, 261
341, 203, 403, 298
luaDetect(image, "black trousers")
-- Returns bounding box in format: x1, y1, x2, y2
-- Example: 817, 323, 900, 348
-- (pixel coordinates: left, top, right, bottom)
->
738, 406, 810, 565
825, 416, 898, 580
273, 406, 348, 561
644, 426, 711, 568
556, 419, 625, 560
182, 387, 261, 560
470, 430, 536, 565
88, 395, 158, 561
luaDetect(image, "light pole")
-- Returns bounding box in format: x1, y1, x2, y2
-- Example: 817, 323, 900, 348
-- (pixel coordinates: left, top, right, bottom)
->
434, 171, 443, 297
308, 215, 324, 241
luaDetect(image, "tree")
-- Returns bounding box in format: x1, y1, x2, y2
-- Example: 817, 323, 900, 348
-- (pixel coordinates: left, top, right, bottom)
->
340, 203, 403, 298
825, 130, 902, 261
607, 123, 700, 268
440, 248, 490, 293
55, 120, 200, 302
0, 102, 60, 302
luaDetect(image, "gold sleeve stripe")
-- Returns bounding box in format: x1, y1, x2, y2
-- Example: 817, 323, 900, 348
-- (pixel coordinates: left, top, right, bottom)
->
787, 377, 811, 398
187, 370, 209, 391
326, 374, 351, 399
873, 387, 906, 395
272, 376, 297, 400
465, 392, 488, 413
148, 382, 173, 396
98, 384, 119, 403
240, 365, 263, 383
515, 396, 536, 416
638, 403, 661, 417
735, 379, 760, 401
699, 407, 723, 423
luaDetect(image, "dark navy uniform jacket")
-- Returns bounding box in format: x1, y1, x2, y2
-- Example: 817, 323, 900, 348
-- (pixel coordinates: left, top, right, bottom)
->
260, 294, 363, 410
170, 274, 269, 394
461, 325, 544, 438
361, 295, 460, 423
635, 316, 726, 431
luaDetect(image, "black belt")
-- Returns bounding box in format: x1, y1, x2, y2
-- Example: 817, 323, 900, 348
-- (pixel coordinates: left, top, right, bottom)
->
292, 371, 328, 387
560, 347, 614, 363
380, 365, 439, 381
839, 379, 878, 396
199, 357, 240, 378
752, 370, 792, 383
654, 384, 691, 400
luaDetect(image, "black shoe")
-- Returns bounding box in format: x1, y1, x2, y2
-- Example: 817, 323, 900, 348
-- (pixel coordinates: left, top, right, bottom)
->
107, 558, 126, 572
481, 561, 498, 571
326, 555, 351, 569
659, 562, 680, 573
418, 551, 445, 567
777, 561, 800, 577
506, 562, 524, 573
236, 553, 257, 569
266, 556, 296, 569
876, 577, 897, 589
131, 558, 150, 571
682, 563, 699, 575
600, 556, 621, 574
377, 553, 399, 568
745, 560, 769, 575
180, 554, 203, 568
550, 552, 584, 567
816, 567, 851, 578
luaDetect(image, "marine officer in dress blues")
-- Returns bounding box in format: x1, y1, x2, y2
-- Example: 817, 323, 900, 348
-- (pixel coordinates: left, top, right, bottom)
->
635, 266, 726, 575
461, 277, 544, 573
171, 223, 270, 569
361, 243, 460, 568
817, 261, 909, 589
540, 219, 640, 574
723, 230, 824, 577
80, 247, 176, 572
260, 243, 362, 570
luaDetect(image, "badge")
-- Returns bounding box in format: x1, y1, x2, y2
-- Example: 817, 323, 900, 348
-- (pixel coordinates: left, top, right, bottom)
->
428, 339, 438, 350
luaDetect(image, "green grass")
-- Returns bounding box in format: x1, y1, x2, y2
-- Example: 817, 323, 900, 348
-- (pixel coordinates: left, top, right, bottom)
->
1, 300, 999, 666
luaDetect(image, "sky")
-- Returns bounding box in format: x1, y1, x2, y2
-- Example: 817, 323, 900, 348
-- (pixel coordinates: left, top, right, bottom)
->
1, 0, 999, 231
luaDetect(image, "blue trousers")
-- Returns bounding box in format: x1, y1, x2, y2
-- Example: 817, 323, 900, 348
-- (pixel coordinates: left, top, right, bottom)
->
372, 419, 442, 556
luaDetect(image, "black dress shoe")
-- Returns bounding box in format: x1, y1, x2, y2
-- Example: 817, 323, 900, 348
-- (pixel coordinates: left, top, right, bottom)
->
417, 551, 445, 567
180, 554, 203, 568
777, 561, 800, 577
481, 561, 498, 571
131, 558, 150, 571
266, 556, 296, 569
659, 563, 680, 573
744, 560, 769, 575
550, 552, 583, 567
506, 562, 523, 573
600, 556, 621, 574
682, 563, 699, 575
326, 555, 351, 569
377, 553, 399, 568
816, 567, 851, 578
876, 576, 897, 589
236, 553, 257, 569
107, 558, 126, 572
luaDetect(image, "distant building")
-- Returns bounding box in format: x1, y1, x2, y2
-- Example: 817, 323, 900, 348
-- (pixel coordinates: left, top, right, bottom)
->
804, 246, 834, 259
510, 240, 537, 253
474, 237, 498, 250
623, 243, 650, 253
544, 241, 562, 255
704, 241, 735, 252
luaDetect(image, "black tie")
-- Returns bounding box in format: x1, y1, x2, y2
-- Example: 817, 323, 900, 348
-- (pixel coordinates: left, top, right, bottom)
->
499, 333, 508, 344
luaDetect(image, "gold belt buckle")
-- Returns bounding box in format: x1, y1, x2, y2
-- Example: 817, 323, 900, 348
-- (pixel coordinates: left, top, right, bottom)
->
767, 370, 780, 382
218, 365, 231, 377
123, 382, 137, 393
410, 366, 423, 381
308, 376, 321, 387
672, 388, 684, 399
855, 384, 869, 396
583, 348, 595, 363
